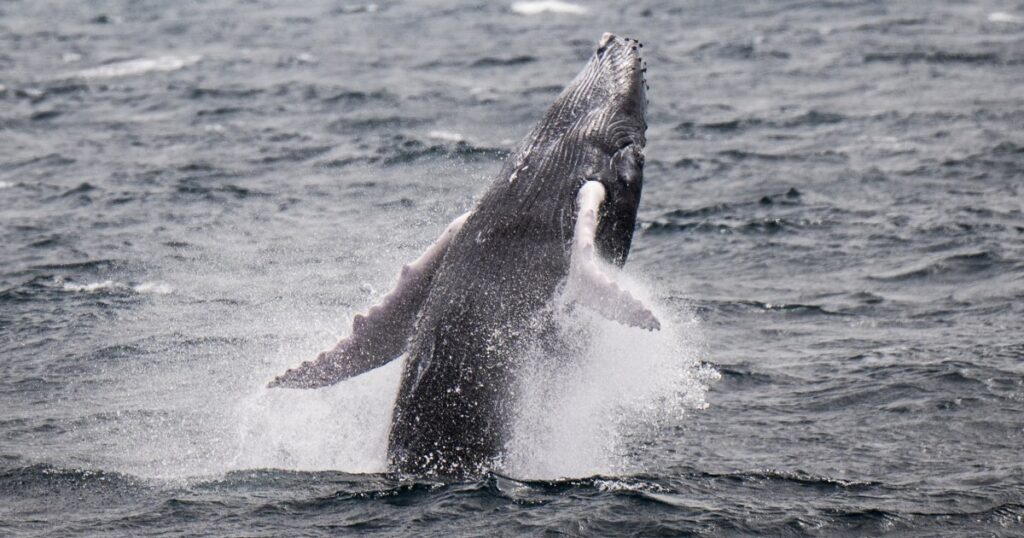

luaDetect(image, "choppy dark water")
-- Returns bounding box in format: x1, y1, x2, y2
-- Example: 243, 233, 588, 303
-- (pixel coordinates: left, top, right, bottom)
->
2, 0, 1023, 536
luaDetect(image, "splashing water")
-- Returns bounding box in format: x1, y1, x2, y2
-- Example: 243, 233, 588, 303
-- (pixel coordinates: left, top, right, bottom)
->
228, 360, 402, 474
219, 270, 712, 479
505, 274, 713, 479
104, 220, 711, 481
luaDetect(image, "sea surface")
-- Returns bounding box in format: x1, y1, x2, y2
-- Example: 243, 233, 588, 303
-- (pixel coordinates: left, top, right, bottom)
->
2, 0, 1023, 536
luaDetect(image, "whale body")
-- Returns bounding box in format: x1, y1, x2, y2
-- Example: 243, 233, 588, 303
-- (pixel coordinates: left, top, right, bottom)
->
270, 33, 656, 477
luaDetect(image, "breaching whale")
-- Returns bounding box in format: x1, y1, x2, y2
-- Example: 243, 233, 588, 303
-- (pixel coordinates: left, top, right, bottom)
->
270, 33, 656, 476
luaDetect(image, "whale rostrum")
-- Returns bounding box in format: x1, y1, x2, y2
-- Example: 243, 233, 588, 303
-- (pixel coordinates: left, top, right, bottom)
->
270, 33, 655, 477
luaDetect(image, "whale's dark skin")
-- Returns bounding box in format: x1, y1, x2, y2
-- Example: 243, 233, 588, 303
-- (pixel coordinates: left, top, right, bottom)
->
270, 33, 653, 477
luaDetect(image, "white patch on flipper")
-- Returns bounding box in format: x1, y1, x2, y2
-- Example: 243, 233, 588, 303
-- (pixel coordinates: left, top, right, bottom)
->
567, 181, 660, 330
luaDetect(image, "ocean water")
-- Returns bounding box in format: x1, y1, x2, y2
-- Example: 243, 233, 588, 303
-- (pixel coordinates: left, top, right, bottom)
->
2, 0, 1023, 536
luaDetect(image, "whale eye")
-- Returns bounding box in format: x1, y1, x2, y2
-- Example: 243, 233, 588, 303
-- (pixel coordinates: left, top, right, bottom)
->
613, 145, 644, 185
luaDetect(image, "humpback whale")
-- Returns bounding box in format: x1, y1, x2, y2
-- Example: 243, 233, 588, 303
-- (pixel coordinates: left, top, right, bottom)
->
270, 33, 655, 476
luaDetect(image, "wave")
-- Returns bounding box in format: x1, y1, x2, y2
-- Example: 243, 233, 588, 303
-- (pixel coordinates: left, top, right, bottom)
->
0, 464, 889, 509
868, 251, 1009, 282
864, 50, 1013, 65
643, 216, 821, 235
655, 188, 803, 220
327, 115, 431, 132
186, 86, 264, 100
688, 41, 790, 61
639, 189, 838, 237
852, 17, 930, 33
59, 279, 173, 295
30, 259, 120, 272
471, 55, 536, 68
255, 145, 334, 165
72, 55, 201, 79
510, 1, 588, 16
321, 88, 396, 105
713, 366, 779, 389
132, 282, 174, 295
989, 12, 1024, 24
3, 461, 1020, 537
693, 298, 849, 318
0, 152, 76, 172
195, 106, 249, 117
7, 83, 88, 105
30, 109, 62, 122
316, 133, 506, 168
914, 141, 1024, 181
175, 178, 268, 200
0, 463, 145, 494
683, 467, 883, 492
330, 3, 379, 15
716, 148, 848, 163
426, 130, 466, 143
61, 182, 97, 197
676, 110, 847, 138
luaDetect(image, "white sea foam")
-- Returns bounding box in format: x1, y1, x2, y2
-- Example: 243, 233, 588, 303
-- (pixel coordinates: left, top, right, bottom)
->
989, 12, 1024, 24
213, 270, 711, 479
74, 55, 201, 79
60, 279, 173, 294
511, 1, 588, 16
111, 257, 707, 479
62, 280, 121, 292
228, 359, 402, 473
0, 181, 13, 189
504, 273, 714, 479
594, 478, 669, 493
427, 130, 466, 143
133, 281, 174, 295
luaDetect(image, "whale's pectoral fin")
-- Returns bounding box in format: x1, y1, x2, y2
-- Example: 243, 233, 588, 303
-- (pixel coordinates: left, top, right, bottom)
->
567, 181, 660, 331
269, 212, 472, 388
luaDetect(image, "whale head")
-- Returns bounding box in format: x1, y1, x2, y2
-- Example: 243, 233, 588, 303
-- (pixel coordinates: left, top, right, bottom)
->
491, 33, 649, 266
528, 33, 648, 157
556, 33, 648, 266
569, 32, 648, 152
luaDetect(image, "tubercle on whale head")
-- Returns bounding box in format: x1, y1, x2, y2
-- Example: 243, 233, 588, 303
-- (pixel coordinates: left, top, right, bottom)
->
562, 32, 648, 154
503, 33, 648, 181
594, 32, 648, 136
